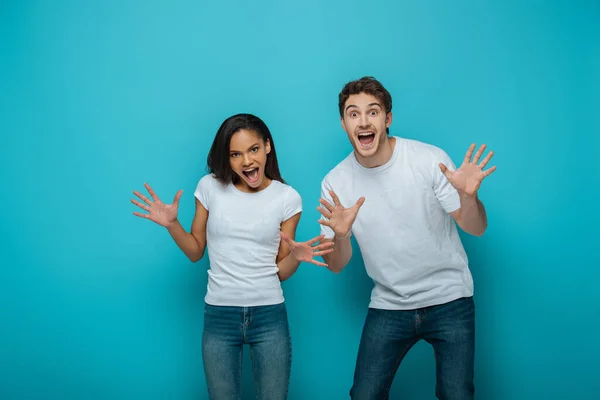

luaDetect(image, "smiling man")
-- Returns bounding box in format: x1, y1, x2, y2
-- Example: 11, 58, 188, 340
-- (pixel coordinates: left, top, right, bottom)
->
317, 76, 496, 399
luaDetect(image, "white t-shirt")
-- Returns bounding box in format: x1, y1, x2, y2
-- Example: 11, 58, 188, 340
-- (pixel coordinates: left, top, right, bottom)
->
320, 137, 473, 310
195, 175, 302, 307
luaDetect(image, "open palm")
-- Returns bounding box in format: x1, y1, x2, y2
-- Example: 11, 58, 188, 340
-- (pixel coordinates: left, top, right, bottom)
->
318, 190, 365, 237
131, 183, 183, 227
440, 144, 496, 196
281, 232, 334, 267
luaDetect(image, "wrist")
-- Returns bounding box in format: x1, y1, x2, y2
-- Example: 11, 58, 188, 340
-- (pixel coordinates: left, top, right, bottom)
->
166, 219, 179, 230
288, 249, 298, 261
335, 230, 352, 240
459, 192, 478, 201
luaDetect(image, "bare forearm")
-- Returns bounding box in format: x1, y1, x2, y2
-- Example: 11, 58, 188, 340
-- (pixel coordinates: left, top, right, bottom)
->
458, 194, 488, 236
166, 220, 205, 262
323, 235, 352, 273
277, 254, 300, 281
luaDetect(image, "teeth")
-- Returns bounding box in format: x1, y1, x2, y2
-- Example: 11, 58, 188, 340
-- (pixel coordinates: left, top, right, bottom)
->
358, 132, 374, 136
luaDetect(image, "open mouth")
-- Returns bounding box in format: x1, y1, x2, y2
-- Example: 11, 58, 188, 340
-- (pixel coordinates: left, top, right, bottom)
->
242, 167, 260, 184
357, 131, 376, 147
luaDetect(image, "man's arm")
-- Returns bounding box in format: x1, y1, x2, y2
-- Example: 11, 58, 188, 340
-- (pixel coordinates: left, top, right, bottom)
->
440, 143, 496, 236
318, 190, 364, 273
450, 194, 488, 236
321, 234, 353, 273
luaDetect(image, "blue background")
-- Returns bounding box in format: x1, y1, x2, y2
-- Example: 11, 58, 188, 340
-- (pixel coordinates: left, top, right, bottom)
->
1, 1, 598, 398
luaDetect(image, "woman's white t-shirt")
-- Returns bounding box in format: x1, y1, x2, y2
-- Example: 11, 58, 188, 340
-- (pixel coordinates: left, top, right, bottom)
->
194, 174, 302, 307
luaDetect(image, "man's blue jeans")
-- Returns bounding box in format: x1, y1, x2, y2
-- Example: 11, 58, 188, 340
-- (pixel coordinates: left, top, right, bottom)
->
350, 296, 475, 400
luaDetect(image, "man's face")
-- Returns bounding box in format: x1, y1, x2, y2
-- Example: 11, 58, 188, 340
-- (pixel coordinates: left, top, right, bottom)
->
341, 93, 392, 159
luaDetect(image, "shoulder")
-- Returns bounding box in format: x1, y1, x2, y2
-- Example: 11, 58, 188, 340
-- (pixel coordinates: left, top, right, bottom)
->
197, 173, 218, 186
400, 137, 448, 159
195, 173, 227, 196
398, 138, 454, 173
322, 152, 355, 187
269, 181, 302, 219
270, 180, 301, 200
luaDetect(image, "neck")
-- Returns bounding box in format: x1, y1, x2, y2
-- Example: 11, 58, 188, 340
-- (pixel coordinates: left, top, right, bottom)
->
355, 136, 396, 168
234, 177, 272, 193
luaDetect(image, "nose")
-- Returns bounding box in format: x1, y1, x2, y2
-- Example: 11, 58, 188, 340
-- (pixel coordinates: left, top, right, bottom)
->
242, 153, 252, 166
359, 113, 369, 128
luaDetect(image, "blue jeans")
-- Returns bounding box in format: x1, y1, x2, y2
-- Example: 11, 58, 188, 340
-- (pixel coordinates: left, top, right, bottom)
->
202, 302, 291, 400
350, 296, 475, 400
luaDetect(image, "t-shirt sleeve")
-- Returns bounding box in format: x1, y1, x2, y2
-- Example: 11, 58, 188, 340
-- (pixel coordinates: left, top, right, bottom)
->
319, 177, 336, 239
283, 186, 302, 221
432, 149, 461, 213
194, 175, 212, 211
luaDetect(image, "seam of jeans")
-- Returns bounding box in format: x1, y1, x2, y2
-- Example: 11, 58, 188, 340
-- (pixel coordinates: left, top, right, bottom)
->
236, 346, 243, 400
286, 330, 292, 399
249, 345, 258, 399
242, 307, 248, 344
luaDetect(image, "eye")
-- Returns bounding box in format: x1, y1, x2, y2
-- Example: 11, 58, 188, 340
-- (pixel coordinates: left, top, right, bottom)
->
350, 111, 358, 118
231, 153, 240, 158
250, 147, 259, 153
369, 110, 378, 116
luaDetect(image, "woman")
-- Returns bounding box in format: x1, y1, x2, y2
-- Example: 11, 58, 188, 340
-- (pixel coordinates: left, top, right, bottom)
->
131, 114, 332, 399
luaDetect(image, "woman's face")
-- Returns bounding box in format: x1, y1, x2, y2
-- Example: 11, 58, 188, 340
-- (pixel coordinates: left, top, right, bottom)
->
229, 129, 271, 192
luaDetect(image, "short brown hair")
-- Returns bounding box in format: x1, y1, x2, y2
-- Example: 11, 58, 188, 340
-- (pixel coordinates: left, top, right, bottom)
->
338, 76, 392, 133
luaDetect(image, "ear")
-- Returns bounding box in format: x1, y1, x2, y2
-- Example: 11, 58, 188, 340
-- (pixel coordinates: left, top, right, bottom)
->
385, 111, 393, 129
265, 139, 271, 154
341, 116, 347, 131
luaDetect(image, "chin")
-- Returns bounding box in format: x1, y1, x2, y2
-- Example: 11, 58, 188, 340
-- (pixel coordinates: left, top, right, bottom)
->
236, 172, 264, 190
353, 140, 379, 158
248, 179, 263, 189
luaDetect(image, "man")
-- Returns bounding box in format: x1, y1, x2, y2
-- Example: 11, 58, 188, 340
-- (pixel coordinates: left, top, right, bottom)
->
318, 76, 495, 399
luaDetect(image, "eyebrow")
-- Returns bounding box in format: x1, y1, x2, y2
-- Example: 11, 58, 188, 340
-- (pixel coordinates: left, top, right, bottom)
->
345, 102, 383, 112
230, 142, 260, 153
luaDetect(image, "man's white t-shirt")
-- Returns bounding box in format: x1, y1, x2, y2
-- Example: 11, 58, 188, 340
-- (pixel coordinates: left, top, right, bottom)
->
320, 137, 473, 310
195, 175, 302, 307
